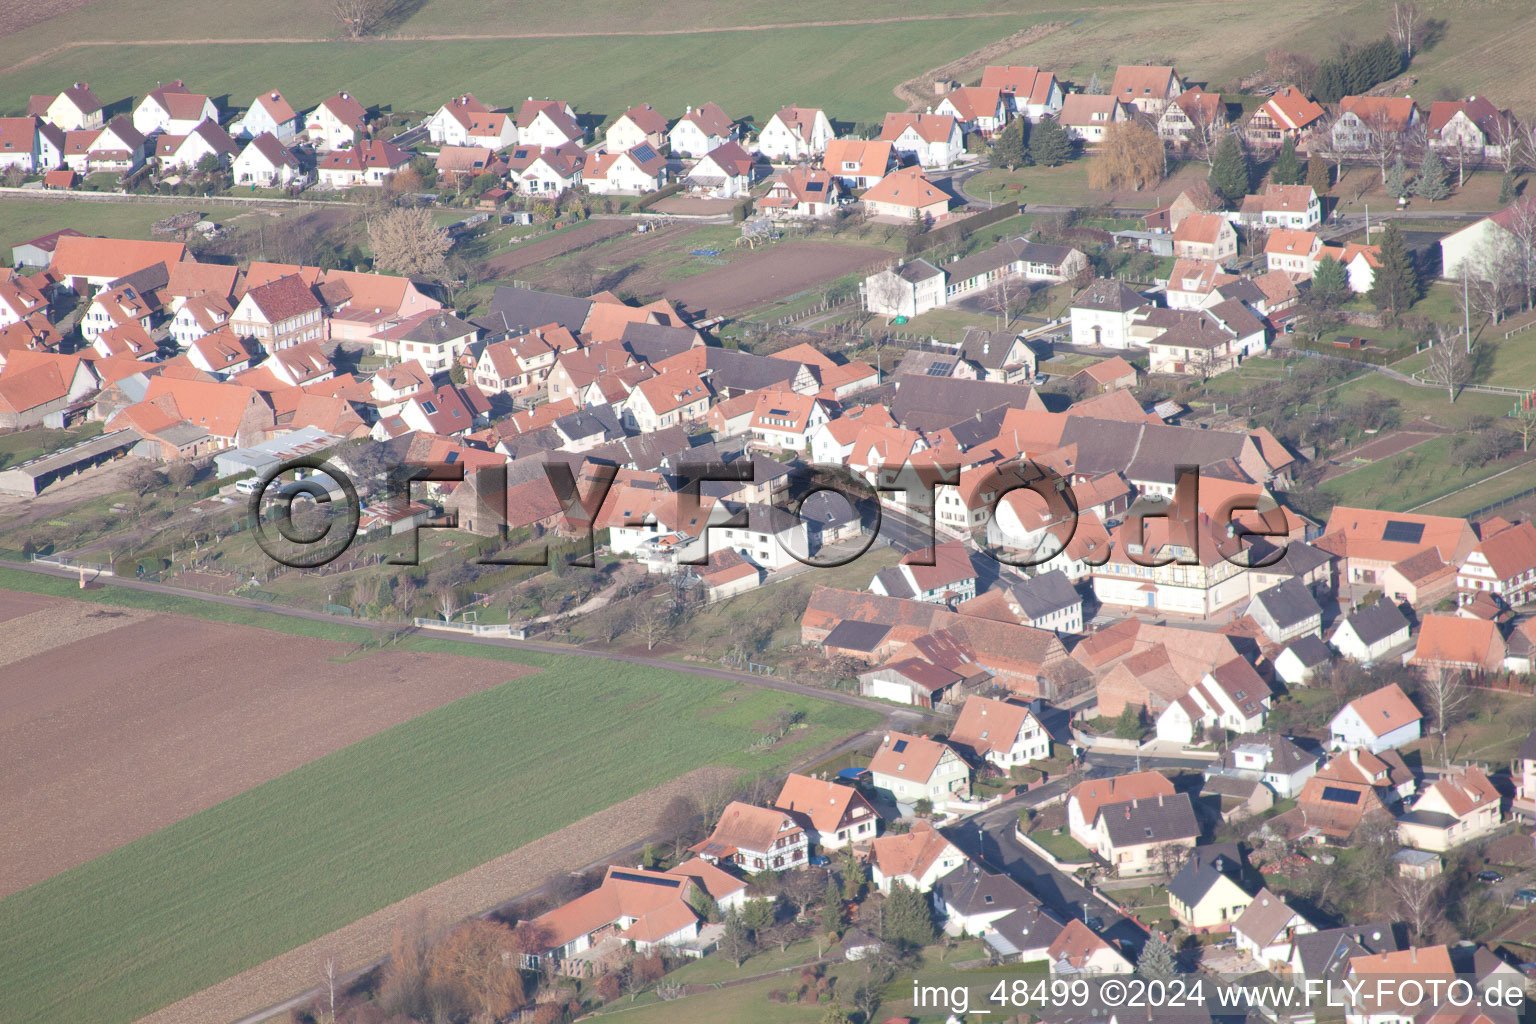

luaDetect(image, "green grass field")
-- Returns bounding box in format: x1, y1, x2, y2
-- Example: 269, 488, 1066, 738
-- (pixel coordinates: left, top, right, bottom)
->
1320, 434, 1536, 511
0, 16, 1033, 128
0, 621, 878, 1024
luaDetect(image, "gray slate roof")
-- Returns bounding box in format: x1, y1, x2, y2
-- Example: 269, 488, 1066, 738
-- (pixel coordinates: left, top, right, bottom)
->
1252, 578, 1322, 630
1166, 843, 1245, 907
1098, 791, 1200, 849
1072, 278, 1145, 313
1340, 600, 1410, 646
1282, 634, 1332, 669
1010, 570, 1081, 621
932, 863, 1036, 918
485, 285, 594, 336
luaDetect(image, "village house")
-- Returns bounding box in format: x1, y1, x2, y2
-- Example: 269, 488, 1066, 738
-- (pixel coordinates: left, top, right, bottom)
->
1245, 86, 1326, 147
868, 730, 970, 808
1110, 64, 1184, 115
306, 92, 368, 150
1238, 184, 1322, 230
584, 144, 668, 194
1058, 95, 1130, 143
228, 274, 324, 350
0, 352, 99, 429
668, 102, 737, 157
155, 119, 238, 171
516, 98, 583, 148
1331, 602, 1413, 667
619, 369, 710, 432
26, 82, 104, 131
1154, 658, 1272, 745
1094, 792, 1200, 876
948, 695, 1053, 770
1274, 634, 1332, 686
859, 167, 950, 223
934, 87, 1007, 137
132, 81, 218, 137
756, 166, 843, 219
1233, 888, 1316, 967
1440, 196, 1536, 280
756, 105, 834, 161
371, 311, 478, 376
773, 773, 879, 850
232, 90, 298, 141
1206, 733, 1318, 799
1409, 614, 1507, 676
823, 138, 896, 189
1142, 301, 1269, 376
1457, 519, 1536, 607
1329, 682, 1422, 753
508, 141, 586, 193
525, 865, 708, 968
63, 116, 147, 175
747, 388, 831, 450
426, 94, 515, 149
685, 140, 757, 198
1070, 279, 1145, 348
1397, 766, 1500, 852
931, 864, 1037, 937
1265, 228, 1323, 275
879, 112, 964, 168
1172, 212, 1238, 262
1426, 97, 1510, 162
870, 822, 968, 893
1066, 772, 1175, 849
690, 800, 808, 871
1049, 919, 1131, 975
1331, 96, 1421, 152
980, 65, 1065, 120
316, 140, 410, 188
870, 541, 978, 604
1072, 356, 1139, 394
1157, 87, 1224, 145
1247, 577, 1324, 643
1168, 845, 1253, 932
605, 104, 669, 153
233, 133, 304, 187
185, 331, 254, 377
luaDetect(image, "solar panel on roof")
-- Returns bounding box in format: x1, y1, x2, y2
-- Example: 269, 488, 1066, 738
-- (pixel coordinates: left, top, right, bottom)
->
1381, 520, 1425, 544
893, 739, 908, 753
1321, 786, 1361, 805
806, 181, 824, 192
925, 361, 950, 376
609, 869, 681, 886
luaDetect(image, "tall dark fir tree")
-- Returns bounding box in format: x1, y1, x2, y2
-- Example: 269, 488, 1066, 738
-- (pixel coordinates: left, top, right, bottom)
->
1208, 132, 1251, 206
1271, 136, 1301, 185
1368, 220, 1421, 319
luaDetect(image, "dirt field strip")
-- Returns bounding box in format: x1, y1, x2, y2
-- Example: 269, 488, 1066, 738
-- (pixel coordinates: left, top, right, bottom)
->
660, 241, 889, 318
1317, 430, 1436, 483
135, 764, 739, 1024
0, 597, 156, 668
0, 604, 532, 896
482, 219, 659, 278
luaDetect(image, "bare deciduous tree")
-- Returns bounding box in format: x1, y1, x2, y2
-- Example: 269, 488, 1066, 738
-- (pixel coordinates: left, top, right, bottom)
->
864, 264, 911, 319
1390, 873, 1442, 939
330, 0, 384, 39
1488, 113, 1522, 176
1422, 667, 1470, 763
1389, 1, 1421, 59
1362, 109, 1408, 183
1425, 329, 1472, 402
632, 597, 675, 651
367, 206, 452, 278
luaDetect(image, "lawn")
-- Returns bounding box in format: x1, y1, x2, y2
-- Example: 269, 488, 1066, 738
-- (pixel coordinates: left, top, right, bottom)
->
0, 197, 219, 250
1416, 459, 1536, 518
0, 633, 879, 1024
0, 16, 1035, 128
1321, 435, 1536, 512
0, 421, 102, 470
1026, 828, 1092, 863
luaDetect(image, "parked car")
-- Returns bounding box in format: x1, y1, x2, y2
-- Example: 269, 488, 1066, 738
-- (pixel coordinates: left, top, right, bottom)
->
1478, 869, 1504, 884
809, 855, 830, 867
1513, 888, 1536, 905
234, 477, 261, 495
